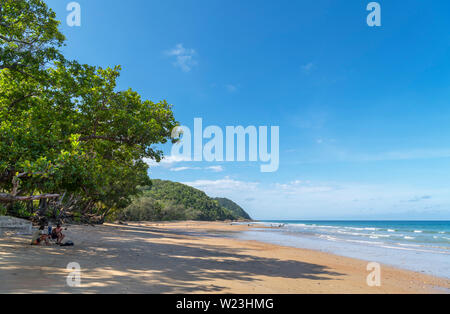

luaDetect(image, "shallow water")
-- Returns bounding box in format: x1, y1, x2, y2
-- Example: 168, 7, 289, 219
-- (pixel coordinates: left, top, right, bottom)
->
231, 220, 450, 279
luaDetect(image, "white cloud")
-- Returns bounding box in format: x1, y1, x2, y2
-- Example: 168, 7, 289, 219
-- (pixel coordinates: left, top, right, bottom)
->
182, 177, 450, 220
169, 165, 223, 172
165, 44, 198, 72
183, 177, 260, 194
170, 166, 200, 172
301, 62, 315, 73
148, 159, 224, 173
273, 181, 335, 195
406, 195, 432, 203
225, 84, 238, 93
206, 165, 224, 172
144, 155, 191, 168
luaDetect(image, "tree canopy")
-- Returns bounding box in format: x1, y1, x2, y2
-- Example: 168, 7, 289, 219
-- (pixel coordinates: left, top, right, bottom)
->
116, 179, 251, 222
0, 0, 177, 222
213, 197, 252, 220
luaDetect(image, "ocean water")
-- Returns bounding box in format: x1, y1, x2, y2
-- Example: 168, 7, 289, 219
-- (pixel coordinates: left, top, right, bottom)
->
232, 220, 450, 279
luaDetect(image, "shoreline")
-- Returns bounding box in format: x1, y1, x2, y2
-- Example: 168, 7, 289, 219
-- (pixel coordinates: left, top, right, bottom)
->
153, 221, 450, 285
231, 221, 450, 280
0, 221, 448, 293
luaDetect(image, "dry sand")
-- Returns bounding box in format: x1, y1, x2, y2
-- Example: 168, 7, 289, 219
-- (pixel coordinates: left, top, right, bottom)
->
0, 221, 448, 294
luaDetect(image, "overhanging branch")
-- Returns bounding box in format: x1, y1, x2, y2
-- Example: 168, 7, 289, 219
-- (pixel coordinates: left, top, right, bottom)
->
0, 193, 60, 203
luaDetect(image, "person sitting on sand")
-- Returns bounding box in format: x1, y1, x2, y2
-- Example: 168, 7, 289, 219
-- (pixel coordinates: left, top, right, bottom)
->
51, 224, 65, 244
31, 226, 49, 246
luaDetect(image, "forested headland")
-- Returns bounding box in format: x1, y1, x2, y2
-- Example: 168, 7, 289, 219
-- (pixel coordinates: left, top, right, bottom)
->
116, 180, 251, 222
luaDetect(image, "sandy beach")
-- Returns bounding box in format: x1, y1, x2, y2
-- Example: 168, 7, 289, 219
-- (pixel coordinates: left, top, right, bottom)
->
0, 221, 448, 294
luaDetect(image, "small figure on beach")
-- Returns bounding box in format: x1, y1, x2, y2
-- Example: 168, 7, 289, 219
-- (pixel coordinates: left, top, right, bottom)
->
31, 226, 50, 246
51, 224, 66, 245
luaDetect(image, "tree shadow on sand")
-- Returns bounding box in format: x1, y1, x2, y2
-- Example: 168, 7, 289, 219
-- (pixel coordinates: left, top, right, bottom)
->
0, 224, 344, 293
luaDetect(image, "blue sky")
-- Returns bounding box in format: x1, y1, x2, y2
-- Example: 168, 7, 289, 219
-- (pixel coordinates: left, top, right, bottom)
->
45, 0, 450, 219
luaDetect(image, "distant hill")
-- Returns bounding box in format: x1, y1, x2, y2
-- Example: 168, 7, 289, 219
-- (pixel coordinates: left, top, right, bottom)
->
117, 179, 251, 222
213, 197, 252, 220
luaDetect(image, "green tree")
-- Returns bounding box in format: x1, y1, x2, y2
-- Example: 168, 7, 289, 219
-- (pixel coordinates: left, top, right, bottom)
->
0, 0, 177, 221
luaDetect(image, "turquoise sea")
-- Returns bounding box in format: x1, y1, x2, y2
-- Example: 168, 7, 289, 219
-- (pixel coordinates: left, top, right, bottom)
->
233, 220, 450, 279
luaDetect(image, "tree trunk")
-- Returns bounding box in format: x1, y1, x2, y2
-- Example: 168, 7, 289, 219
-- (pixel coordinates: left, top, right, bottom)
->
38, 198, 47, 217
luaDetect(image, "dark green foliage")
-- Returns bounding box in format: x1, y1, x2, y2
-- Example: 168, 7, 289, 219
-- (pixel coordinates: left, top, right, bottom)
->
0, 1, 177, 223
116, 180, 251, 222
118, 198, 200, 222
214, 197, 252, 220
